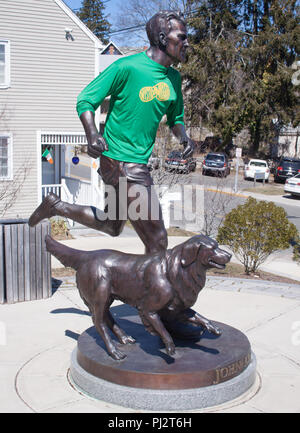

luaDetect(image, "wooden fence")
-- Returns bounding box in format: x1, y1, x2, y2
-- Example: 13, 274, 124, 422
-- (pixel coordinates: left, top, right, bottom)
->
0, 220, 51, 304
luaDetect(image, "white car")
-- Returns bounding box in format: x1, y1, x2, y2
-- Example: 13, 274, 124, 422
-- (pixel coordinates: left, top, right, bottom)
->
284, 173, 300, 197
244, 159, 270, 182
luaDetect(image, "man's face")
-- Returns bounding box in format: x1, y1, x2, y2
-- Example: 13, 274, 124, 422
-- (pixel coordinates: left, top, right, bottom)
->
164, 20, 189, 64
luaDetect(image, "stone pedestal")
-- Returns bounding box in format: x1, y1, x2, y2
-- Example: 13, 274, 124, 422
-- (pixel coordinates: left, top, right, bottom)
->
70, 304, 257, 410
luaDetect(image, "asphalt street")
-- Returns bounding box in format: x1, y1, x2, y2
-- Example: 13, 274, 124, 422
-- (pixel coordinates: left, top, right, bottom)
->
170, 172, 300, 236
282, 201, 300, 232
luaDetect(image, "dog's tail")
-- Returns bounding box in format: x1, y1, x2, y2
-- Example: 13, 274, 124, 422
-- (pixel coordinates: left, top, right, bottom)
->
45, 234, 90, 271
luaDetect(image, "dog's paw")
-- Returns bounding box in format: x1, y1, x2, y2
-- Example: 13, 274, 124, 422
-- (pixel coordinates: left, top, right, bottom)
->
166, 342, 176, 356
120, 335, 136, 345
206, 322, 222, 336
213, 326, 222, 336
110, 347, 126, 360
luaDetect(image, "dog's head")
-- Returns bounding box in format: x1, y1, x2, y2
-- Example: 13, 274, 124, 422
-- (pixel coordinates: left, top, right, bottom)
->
180, 234, 231, 270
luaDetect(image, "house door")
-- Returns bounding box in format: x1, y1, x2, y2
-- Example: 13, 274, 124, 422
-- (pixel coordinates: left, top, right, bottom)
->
42, 143, 61, 185
41, 132, 89, 188
40, 133, 103, 210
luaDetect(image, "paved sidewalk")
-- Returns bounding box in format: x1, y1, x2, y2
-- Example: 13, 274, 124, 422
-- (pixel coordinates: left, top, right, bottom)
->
1, 234, 300, 413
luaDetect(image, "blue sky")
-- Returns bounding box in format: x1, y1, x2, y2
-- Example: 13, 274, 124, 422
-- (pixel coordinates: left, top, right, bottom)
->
63, 0, 145, 45
63, 1, 120, 30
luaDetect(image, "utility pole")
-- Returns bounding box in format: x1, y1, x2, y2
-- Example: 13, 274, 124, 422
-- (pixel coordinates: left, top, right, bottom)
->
234, 148, 242, 193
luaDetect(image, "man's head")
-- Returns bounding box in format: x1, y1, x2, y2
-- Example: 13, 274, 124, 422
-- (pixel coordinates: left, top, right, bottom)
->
146, 10, 189, 64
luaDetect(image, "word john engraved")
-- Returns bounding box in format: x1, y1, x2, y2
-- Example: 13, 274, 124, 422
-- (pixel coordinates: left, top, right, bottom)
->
213, 352, 251, 384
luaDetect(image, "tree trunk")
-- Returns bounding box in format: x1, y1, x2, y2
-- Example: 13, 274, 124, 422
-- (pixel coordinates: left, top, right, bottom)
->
253, 0, 258, 34
251, 116, 261, 155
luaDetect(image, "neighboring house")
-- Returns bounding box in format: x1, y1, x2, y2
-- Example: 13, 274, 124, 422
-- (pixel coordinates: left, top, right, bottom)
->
275, 125, 300, 159
0, 0, 107, 219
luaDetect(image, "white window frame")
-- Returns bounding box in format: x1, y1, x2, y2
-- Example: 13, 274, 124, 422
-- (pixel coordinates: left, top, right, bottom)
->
0, 134, 13, 180
0, 40, 11, 89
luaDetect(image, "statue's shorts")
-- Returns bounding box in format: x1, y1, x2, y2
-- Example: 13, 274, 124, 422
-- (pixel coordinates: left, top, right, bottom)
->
98, 155, 153, 186
98, 154, 153, 187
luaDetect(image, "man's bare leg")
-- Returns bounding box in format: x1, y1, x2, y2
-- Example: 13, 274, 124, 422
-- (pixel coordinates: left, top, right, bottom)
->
127, 183, 168, 254
28, 192, 126, 237
28, 181, 167, 252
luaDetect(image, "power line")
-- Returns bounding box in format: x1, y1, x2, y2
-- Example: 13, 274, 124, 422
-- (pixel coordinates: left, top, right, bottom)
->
108, 8, 200, 36
109, 23, 145, 35
71, 6, 200, 37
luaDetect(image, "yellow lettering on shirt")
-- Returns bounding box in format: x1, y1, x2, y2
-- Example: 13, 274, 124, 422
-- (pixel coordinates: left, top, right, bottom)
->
139, 82, 170, 103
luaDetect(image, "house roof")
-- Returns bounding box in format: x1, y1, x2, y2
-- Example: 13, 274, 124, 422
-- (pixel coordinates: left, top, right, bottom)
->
120, 46, 148, 55
100, 41, 124, 55
54, 0, 105, 49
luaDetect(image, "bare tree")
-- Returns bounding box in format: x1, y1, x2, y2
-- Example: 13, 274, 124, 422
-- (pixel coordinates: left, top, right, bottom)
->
112, 0, 192, 45
0, 162, 32, 218
202, 176, 241, 237
0, 105, 32, 217
152, 162, 193, 194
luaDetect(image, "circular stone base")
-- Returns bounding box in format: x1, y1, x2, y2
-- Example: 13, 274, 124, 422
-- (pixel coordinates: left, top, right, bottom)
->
70, 349, 257, 411
69, 305, 257, 410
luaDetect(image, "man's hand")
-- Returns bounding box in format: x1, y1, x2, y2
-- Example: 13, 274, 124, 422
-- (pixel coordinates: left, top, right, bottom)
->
171, 124, 195, 159
80, 111, 108, 158
87, 133, 108, 158
182, 137, 195, 159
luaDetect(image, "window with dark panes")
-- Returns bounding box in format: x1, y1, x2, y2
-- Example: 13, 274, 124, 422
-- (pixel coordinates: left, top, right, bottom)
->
0, 136, 11, 179
0, 40, 10, 88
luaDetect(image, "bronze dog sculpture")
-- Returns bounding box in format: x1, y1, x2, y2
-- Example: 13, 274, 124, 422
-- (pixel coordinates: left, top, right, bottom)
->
46, 234, 231, 360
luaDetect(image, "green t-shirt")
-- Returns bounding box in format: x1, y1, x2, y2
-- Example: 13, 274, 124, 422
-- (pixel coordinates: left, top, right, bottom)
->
76, 51, 184, 164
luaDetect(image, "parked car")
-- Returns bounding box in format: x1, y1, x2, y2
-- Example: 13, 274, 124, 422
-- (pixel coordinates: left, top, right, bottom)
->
147, 152, 160, 171
284, 173, 300, 197
164, 150, 196, 173
202, 153, 230, 177
274, 156, 300, 183
244, 159, 270, 182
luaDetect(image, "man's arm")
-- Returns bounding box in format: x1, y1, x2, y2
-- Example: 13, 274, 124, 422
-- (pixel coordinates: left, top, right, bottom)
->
171, 123, 195, 159
80, 111, 108, 159
77, 61, 124, 158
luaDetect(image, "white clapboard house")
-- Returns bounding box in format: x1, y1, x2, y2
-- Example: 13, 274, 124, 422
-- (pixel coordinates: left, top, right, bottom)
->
0, 0, 124, 220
